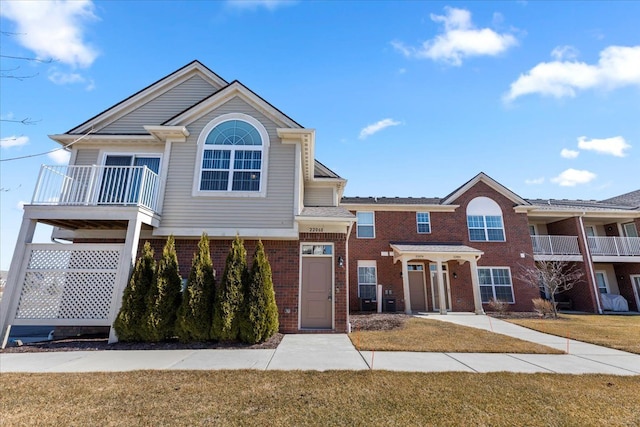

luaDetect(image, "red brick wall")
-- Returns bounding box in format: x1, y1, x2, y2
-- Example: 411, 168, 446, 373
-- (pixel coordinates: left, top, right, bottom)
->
347, 181, 540, 313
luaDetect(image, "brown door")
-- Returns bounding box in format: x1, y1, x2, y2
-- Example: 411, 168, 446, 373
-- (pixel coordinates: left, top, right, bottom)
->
408, 265, 427, 312
301, 257, 332, 328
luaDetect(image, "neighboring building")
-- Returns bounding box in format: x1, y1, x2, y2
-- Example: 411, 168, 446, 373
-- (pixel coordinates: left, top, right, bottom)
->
344, 175, 640, 315
1, 61, 639, 345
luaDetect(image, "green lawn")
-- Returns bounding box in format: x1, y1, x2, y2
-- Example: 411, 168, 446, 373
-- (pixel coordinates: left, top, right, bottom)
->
2, 371, 639, 426
350, 317, 563, 353
506, 314, 640, 354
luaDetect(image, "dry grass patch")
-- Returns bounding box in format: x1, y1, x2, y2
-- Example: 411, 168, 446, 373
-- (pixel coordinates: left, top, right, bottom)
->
350, 317, 563, 353
1, 371, 639, 426
506, 314, 640, 354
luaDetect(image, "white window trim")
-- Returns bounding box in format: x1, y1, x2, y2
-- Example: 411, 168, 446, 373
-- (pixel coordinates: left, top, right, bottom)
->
356, 211, 375, 239
631, 275, 640, 311
192, 113, 270, 198
357, 260, 377, 300
595, 271, 609, 294
466, 197, 505, 242
623, 222, 638, 237
416, 212, 431, 234
477, 267, 515, 304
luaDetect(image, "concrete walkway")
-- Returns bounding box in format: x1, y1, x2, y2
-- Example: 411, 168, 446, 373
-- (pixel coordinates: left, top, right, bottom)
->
1, 314, 639, 375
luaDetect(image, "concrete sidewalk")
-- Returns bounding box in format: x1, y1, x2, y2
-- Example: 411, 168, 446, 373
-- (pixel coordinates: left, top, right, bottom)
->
1, 315, 639, 375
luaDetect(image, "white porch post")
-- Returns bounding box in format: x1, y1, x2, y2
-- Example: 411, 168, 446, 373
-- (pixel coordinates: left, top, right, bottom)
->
436, 260, 447, 315
470, 257, 485, 315
401, 258, 412, 314
0, 217, 38, 348
107, 214, 144, 343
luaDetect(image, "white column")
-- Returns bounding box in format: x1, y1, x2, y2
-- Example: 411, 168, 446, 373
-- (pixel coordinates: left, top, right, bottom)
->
436, 260, 447, 315
0, 217, 37, 348
401, 258, 412, 314
107, 214, 144, 343
470, 257, 485, 315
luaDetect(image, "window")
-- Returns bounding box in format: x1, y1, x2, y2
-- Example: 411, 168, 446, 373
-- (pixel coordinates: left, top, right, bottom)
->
466, 197, 505, 242
477, 267, 514, 303
595, 271, 609, 294
195, 114, 269, 196
623, 222, 638, 237
100, 154, 161, 205
358, 261, 377, 299
357, 212, 375, 238
416, 212, 431, 234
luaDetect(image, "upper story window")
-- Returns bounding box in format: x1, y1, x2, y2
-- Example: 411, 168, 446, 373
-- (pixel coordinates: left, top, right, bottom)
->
466, 197, 505, 242
416, 212, 431, 234
357, 211, 375, 238
194, 113, 270, 197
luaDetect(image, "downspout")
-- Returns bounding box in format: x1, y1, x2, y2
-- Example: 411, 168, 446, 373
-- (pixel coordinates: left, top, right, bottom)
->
345, 221, 354, 333
579, 214, 602, 314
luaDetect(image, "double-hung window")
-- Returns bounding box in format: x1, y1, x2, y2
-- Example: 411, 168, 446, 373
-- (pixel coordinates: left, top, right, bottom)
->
357, 261, 377, 299
478, 267, 514, 303
416, 212, 431, 234
357, 212, 375, 238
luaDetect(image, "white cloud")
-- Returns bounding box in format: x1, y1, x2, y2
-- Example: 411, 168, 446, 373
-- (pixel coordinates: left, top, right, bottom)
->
47, 149, 71, 164
392, 7, 517, 66
525, 177, 544, 185
551, 45, 579, 61
551, 169, 597, 187
577, 136, 630, 157
48, 68, 95, 90
0, 135, 29, 148
359, 118, 401, 140
560, 148, 579, 159
226, 0, 296, 10
0, 0, 99, 68
505, 45, 640, 101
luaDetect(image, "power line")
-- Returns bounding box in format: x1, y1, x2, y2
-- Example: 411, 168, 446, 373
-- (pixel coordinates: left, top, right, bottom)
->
0, 129, 95, 162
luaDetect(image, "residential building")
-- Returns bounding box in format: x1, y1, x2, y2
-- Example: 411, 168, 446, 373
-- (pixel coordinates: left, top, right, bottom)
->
1, 61, 638, 345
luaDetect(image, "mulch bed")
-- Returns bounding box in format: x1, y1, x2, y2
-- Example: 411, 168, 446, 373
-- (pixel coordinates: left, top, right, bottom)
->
1, 333, 284, 353
349, 313, 411, 331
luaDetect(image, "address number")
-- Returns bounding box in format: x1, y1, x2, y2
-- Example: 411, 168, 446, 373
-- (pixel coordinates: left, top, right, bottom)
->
309, 227, 324, 232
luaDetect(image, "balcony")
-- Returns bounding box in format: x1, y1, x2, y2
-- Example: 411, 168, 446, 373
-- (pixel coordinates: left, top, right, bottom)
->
588, 236, 640, 260
32, 165, 160, 212
531, 235, 581, 260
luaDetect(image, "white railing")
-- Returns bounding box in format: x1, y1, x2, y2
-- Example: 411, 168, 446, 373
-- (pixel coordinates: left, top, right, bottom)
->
32, 165, 160, 212
588, 236, 640, 257
531, 235, 581, 255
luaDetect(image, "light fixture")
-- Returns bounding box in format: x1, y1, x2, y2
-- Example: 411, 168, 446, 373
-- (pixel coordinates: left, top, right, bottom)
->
453, 272, 458, 279
338, 256, 344, 268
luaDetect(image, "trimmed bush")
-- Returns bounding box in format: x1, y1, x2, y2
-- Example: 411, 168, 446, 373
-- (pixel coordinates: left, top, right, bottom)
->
532, 298, 554, 317
212, 235, 247, 341
176, 233, 215, 342
239, 240, 279, 344
144, 235, 183, 341
114, 242, 156, 342
488, 298, 510, 315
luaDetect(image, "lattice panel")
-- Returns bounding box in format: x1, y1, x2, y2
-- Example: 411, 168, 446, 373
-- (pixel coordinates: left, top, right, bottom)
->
15, 272, 116, 320
13, 245, 122, 322
28, 249, 120, 270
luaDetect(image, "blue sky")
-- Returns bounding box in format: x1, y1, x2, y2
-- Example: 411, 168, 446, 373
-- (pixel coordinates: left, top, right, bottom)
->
1, 0, 639, 270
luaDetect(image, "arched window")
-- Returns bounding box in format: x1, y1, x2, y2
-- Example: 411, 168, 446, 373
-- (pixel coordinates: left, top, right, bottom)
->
195, 114, 269, 195
466, 197, 505, 241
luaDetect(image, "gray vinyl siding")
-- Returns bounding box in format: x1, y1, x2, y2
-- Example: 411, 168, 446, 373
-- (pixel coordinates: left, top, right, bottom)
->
101, 75, 219, 134
159, 96, 295, 230
304, 187, 334, 207
73, 149, 100, 165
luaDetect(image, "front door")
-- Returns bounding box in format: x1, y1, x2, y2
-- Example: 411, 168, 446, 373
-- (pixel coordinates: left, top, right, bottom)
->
300, 246, 333, 329
408, 264, 426, 312
632, 275, 640, 312
430, 263, 452, 311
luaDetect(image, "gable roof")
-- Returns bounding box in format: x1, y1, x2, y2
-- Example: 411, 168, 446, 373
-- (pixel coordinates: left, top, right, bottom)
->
601, 189, 640, 209
164, 79, 302, 129
67, 60, 228, 134
441, 172, 529, 206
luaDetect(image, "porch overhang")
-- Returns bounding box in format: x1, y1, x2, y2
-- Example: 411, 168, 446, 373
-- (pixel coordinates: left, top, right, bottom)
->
390, 243, 485, 316
390, 243, 484, 264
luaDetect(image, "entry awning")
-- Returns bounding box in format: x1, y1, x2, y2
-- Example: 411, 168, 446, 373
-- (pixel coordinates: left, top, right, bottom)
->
390, 243, 483, 264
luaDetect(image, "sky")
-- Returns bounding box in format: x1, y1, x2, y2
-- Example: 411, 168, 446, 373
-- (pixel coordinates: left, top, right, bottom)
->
1, 0, 639, 270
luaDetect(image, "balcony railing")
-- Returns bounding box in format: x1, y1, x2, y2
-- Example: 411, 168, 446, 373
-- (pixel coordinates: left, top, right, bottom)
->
588, 236, 640, 257
32, 165, 160, 212
531, 235, 581, 256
